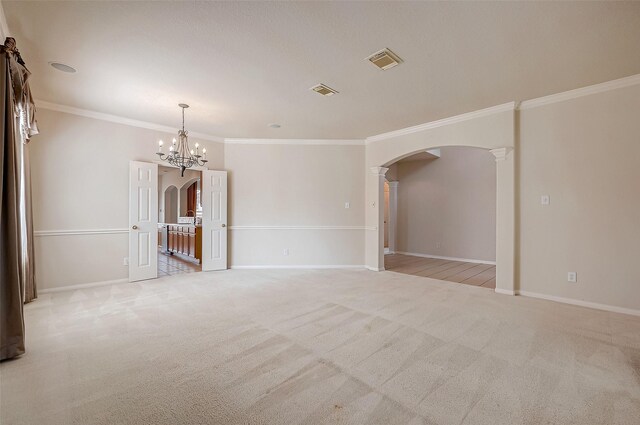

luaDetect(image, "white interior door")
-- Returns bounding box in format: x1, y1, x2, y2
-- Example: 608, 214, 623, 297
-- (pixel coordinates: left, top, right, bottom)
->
201, 170, 227, 271
129, 161, 158, 282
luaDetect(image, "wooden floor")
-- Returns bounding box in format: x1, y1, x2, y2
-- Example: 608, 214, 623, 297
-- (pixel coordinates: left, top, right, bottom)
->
384, 253, 496, 289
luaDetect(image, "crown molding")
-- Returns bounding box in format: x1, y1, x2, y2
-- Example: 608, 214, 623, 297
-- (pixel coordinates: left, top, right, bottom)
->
35, 72, 640, 147
224, 138, 364, 146
366, 102, 516, 144
35, 100, 362, 146
0, 2, 9, 40
35, 100, 225, 143
518, 73, 640, 110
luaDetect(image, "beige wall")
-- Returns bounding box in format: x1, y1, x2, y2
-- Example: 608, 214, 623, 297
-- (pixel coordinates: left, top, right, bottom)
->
224, 143, 365, 267
395, 147, 496, 262
30, 109, 224, 290
29, 77, 640, 313
518, 83, 640, 310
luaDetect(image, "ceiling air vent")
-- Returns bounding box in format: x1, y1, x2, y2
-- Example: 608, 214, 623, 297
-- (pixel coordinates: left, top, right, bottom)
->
366, 48, 402, 70
310, 83, 338, 96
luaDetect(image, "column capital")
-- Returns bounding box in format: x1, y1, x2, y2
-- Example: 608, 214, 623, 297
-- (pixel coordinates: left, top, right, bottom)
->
387, 181, 399, 188
370, 166, 389, 176
490, 147, 512, 161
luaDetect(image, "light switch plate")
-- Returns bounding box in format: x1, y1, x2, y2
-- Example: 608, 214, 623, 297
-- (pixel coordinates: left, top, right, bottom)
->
123, 257, 129, 266
541, 195, 550, 206
567, 272, 577, 283
345, 202, 350, 209
283, 249, 289, 256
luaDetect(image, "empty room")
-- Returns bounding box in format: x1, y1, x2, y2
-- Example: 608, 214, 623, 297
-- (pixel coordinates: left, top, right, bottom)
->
1, 2, 639, 424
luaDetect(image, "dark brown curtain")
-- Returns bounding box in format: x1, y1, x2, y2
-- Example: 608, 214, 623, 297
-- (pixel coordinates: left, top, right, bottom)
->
1, 38, 38, 361
1, 42, 24, 360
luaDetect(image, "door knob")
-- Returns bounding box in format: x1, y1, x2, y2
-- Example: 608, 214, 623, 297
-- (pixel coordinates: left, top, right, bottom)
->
221, 224, 226, 227
132, 225, 138, 230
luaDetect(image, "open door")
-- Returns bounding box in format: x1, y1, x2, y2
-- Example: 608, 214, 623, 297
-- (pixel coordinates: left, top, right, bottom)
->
129, 161, 158, 282
201, 170, 227, 271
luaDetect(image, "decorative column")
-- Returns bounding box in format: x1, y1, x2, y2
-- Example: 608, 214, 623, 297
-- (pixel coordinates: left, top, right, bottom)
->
490, 147, 516, 295
387, 181, 399, 254
368, 166, 388, 271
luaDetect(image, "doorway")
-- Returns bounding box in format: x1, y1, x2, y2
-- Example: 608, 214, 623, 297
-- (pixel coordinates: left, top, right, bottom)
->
128, 161, 229, 282
157, 166, 203, 277
382, 147, 497, 289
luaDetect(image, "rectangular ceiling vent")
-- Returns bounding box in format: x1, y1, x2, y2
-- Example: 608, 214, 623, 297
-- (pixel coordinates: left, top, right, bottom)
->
366, 48, 402, 70
310, 83, 338, 96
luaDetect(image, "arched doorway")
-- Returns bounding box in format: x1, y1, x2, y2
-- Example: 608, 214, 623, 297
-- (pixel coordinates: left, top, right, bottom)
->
382, 146, 497, 288
364, 102, 516, 294
163, 185, 178, 224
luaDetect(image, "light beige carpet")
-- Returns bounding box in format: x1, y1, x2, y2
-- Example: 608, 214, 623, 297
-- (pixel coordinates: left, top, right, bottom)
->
1, 269, 639, 425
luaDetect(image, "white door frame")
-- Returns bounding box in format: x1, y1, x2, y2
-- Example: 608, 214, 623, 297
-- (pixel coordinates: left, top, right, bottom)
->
387, 181, 398, 254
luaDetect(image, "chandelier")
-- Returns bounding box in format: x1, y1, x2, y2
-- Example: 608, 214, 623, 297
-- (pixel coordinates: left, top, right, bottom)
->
157, 103, 208, 176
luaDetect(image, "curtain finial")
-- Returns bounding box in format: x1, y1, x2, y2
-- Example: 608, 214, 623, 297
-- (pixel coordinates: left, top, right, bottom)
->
2, 37, 25, 66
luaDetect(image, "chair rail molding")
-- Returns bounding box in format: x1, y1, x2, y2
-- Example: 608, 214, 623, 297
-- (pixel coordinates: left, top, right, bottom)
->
35, 228, 129, 237
228, 225, 373, 230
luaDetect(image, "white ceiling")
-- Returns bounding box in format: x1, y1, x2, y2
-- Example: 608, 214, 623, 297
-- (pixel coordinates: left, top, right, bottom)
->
3, 1, 640, 139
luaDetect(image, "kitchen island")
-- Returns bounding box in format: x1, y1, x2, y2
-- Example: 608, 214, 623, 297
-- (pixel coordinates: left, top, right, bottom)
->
159, 224, 202, 263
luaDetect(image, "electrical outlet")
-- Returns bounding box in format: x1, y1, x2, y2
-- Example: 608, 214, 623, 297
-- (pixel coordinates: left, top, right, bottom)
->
123, 257, 129, 266
283, 249, 289, 256
344, 202, 350, 209
436, 242, 441, 249
541, 195, 550, 206
567, 272, 577, 283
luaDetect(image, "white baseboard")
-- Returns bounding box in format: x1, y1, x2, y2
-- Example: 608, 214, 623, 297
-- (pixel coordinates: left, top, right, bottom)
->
366, 266, 385, 271
494, 288, 515, 296
395, 251, 496, 265
38, 278, 128, 294
230, 265, 366, 270
517, 290, 640, 317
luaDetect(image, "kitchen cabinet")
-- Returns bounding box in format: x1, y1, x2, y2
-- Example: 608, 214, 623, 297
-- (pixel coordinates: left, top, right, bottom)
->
166, 225, 201, 262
